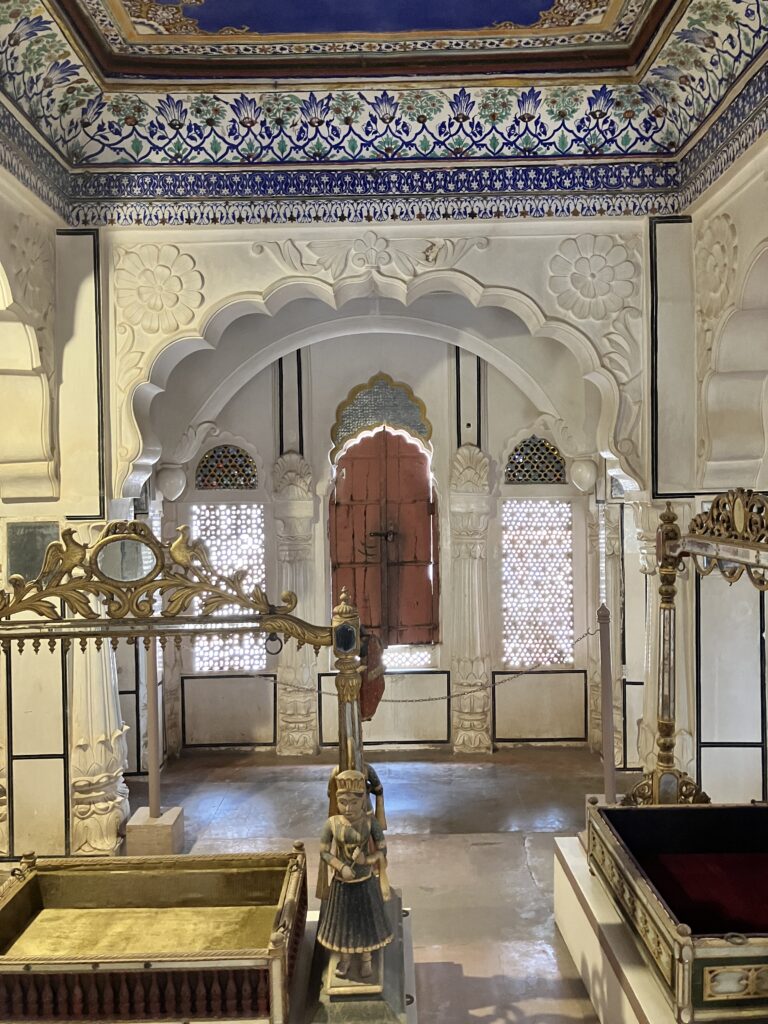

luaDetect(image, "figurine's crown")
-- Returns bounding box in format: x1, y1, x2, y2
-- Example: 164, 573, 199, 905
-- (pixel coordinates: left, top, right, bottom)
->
335, 769, 366, 795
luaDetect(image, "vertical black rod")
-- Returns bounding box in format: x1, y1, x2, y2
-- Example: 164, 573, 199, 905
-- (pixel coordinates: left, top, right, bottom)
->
277, 357, 285, 456
475, 356, 482, 449
454, 346, 462, 449
296, 349, 304, 456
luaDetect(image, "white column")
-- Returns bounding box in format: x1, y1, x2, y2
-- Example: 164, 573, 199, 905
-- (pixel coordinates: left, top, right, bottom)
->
272, 453, 318, 755
449, 445, 493, 753
70, 640, 130, 855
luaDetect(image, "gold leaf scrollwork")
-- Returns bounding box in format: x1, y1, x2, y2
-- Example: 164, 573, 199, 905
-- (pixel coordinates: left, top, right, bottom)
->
0, 521, 331, 652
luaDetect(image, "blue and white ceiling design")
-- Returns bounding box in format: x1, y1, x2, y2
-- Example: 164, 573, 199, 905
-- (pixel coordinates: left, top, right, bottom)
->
0, 0, 767, 224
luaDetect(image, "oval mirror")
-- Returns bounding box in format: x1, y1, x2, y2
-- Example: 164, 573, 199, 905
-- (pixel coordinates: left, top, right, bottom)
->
96, 539, 157, 583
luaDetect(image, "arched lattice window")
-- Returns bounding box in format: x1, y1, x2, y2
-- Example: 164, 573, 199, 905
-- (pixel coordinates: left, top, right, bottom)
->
505, 435, 566, 484
195, 445, 258, 490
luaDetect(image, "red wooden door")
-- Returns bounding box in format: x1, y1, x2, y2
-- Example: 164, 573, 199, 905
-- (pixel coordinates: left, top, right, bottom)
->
330, 430, 438, 646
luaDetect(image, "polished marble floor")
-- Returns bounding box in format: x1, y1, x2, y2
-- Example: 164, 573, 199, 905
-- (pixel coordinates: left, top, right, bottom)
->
128, 747, 608, 1023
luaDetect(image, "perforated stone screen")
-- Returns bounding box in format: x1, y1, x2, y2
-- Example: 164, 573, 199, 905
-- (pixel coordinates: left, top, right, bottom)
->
382, 645, 435, 671
505, 435, 566, 484
190, 503, 267, 673
501, 500, 574, 667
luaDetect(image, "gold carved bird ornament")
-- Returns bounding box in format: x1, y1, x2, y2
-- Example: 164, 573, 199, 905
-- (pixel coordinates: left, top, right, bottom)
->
169, 525, 213, 573
35, 528, 88, 587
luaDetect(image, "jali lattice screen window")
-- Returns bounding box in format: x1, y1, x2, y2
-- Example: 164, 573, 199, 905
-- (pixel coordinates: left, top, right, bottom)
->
501, 500, 574, 667
196, 445, 259, 490
505, 435, 566, 484
190, 503, 267, 673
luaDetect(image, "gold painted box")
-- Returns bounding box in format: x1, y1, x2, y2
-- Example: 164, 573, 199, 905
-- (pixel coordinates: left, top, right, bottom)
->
588, 805, 768, 1022
0, 847, 307, 1023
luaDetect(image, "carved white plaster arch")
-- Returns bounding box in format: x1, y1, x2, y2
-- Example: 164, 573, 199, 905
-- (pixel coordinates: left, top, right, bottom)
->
701, 238, 768, 488
116, 266, 636, 497
0, 255, 57, 500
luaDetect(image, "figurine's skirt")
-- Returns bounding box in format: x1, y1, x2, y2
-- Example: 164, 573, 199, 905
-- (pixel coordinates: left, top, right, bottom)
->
317, 875, 393, 953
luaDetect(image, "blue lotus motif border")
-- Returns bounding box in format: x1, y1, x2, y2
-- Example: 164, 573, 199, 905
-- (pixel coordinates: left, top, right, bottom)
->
1, 0, 768, 224
1, 0, 767, 167
1, 58, 767, 224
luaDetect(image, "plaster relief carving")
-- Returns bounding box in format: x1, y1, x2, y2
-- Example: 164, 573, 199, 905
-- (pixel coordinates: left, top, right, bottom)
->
695, 213, 737, 324
253, 232, 489, 281
172, 421, 220, 464
273, 451, 313, 499
548, 234, 636, 320
449, 443, 490, 493
601, 304, 644, 484
10, 214, 54, 376
502, 415, 586, 463
695, 213, 738, 406
115, 243, 204, 334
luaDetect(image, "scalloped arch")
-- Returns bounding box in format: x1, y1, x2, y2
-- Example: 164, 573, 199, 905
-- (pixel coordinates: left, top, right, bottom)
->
121, 269, 628, 497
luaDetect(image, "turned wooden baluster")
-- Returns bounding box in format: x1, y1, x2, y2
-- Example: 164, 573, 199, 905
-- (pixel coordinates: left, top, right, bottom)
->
164, 973, 178, 1017
194, 972, 208, 1015
102, 975, 115, 1017
224, 971, 237, 1015
256, 971, 269, 1015
241, 971, 253, 1015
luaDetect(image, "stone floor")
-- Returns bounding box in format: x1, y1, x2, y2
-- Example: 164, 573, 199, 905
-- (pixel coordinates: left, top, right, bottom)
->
128, 747, 609, 1023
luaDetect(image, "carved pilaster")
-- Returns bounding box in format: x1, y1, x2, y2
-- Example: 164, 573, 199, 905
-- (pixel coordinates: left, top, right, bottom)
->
70, 640, 130, 855
273, 453, 318, 756
450, 445, 493, 753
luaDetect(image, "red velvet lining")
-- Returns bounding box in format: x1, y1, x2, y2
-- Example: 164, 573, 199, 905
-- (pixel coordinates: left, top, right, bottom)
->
643, 853, 768, 934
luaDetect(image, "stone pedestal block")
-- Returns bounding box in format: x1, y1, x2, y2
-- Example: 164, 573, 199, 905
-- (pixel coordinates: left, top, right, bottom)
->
124, 805, 184, 855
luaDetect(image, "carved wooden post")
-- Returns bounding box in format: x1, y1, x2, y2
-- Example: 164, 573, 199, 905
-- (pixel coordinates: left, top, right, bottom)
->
331, 589, 363, 773
624, 504, 708, 805
273, 453, 318, 755
449, 445, 493, 753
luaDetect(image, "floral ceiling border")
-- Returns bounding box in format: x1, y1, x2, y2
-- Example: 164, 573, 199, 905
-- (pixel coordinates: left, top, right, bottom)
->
1, 0, 767, 167
61, 0, 647, 61
0, 0, 767, 223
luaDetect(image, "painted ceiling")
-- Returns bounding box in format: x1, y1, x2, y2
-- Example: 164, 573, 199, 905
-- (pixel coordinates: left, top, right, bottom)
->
0, 0, 767, 225
53, 0, 674, 76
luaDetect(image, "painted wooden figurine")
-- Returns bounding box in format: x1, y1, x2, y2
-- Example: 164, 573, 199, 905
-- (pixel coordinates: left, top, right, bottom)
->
316, 769, 393, 978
